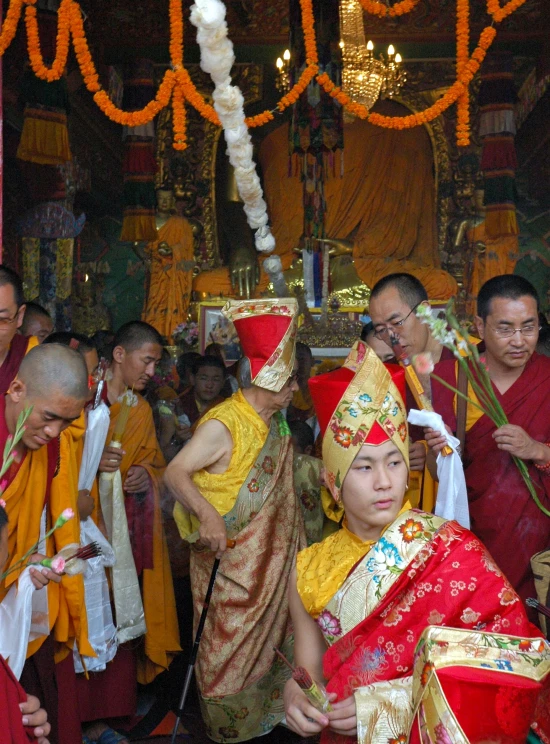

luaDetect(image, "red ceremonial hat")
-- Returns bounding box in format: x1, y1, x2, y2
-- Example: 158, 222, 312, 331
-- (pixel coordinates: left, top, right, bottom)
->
222, 299, 298, 392
309, 360, 407, 446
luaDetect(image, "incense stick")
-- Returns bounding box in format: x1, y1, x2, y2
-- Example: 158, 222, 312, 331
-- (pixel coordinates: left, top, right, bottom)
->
273, 647, 332, 712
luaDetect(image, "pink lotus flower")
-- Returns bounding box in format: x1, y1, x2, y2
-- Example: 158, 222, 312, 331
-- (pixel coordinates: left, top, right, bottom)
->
50, 556, 66, 574
0, 499, 6, 509
412, 353, 434, 376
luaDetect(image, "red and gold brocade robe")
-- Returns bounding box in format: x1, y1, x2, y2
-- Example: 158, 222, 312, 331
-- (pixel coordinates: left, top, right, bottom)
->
296, 509, 549, 744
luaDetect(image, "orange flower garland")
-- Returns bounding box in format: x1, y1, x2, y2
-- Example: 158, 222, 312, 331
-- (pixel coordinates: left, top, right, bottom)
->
318, 26, 497, 129
0, 0, 530, 144
25, 0, 71, 82
487, 0, 528, 23
456, 0, 470, 146
69, 0, 99, 92
0, 0, 26, 56
358, 0, 421, 17
171, 82, 187, 151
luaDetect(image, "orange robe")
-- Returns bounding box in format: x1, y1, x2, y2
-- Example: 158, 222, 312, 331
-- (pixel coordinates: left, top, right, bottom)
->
143, 216, 195, 343
105, 391, 180, 683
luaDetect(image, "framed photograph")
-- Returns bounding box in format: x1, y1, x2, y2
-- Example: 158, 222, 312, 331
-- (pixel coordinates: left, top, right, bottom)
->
198, 302, 243, 364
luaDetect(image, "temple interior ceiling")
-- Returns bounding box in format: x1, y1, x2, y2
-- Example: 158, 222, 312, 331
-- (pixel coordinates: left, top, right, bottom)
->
76, 0, 547, 63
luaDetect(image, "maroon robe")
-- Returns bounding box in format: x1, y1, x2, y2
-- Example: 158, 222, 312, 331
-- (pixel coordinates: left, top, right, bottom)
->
0, 336, 33, 395
432, 351, 550, 605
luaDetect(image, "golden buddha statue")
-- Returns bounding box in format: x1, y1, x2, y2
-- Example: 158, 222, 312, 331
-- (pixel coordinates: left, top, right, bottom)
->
141, 187, 197, 342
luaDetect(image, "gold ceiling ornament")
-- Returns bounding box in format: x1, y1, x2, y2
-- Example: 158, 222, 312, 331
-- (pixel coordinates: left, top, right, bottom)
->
339, 0, 406, 113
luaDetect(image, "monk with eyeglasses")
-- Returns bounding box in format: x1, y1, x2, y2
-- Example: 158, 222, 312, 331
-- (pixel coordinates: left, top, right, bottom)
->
0, 267, 40, 394
427, 275, 550, 611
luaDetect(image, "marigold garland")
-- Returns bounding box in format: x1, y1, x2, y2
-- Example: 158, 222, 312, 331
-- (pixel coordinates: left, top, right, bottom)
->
171, 82, 187, 151
0, 0, 530, 145
0, 0, 27, 55
456, 0, 470, 146
358, 0, 421, 17
487, 0, 528, 23
25, 0, 70, 82
317, 26, 497, 129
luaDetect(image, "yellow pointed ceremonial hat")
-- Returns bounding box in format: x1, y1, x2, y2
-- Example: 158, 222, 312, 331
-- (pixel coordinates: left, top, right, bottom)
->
222, 298, 298, 392
308, 341, 409, 500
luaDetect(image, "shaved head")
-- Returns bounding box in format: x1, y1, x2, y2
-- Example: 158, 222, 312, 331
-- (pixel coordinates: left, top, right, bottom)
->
18, 343, 89, 400
112, 321, 164, 352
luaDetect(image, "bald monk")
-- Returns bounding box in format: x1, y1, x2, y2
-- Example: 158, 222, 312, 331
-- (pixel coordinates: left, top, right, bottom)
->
20, 304, 53, 345
0, 267, 40, 393
0, 344, 90, 744
77, 322, 179, 737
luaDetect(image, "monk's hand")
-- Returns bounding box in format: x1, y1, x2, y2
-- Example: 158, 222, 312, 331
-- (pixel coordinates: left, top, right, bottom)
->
197, 503, 228, 558
78, 489, 94, 521
493, 424, 549, 464
326, 693, 357, 737
124, 466, 150, 493
424, 426, 452, 455
29, 554, 62, 588
20, 694, 51, 741
99, 445, 125, 473
283, 679, 329, 737
409, 440, 427, 472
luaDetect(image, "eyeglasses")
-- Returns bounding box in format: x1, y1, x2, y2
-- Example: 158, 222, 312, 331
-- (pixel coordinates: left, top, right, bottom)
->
0, 309, 21, 327
286, 372, 299, 386
373, 303, 420, 340
488, 324, 541, 339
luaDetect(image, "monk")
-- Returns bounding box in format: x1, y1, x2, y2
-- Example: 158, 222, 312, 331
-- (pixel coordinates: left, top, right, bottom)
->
284, 344, 549, 744
367, 273, 443, 510
0, 344, 90, 744
0, 266, 39, 393
428, 275, 550, 608
78, 321, 180, 737
20, 303, 53, 345
0, 504, 53, 744
167, 298, 305, 742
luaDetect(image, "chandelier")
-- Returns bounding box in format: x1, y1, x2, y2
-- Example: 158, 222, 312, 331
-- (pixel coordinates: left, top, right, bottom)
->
339, 0, 406, 112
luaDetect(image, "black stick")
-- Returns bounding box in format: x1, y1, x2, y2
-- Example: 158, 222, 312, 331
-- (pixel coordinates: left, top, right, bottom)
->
170, 557, 221, 744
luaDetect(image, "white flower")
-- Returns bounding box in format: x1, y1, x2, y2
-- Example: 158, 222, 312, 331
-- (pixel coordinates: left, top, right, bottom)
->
190, 0, 275, 256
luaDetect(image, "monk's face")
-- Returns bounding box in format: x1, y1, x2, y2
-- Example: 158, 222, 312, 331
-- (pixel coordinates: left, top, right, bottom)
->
264, 363, 300, 411
0, 285, 25, 353
342, 440, 407, 541
476, 295, 539, 373
369, 286, 430, 358
191, 364, 225, 404
15, 388, 85, 450
113, 342, 163, 391
23, 314, 54, 343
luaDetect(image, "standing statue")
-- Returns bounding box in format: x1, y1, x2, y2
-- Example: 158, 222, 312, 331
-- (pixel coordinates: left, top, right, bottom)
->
141, 187, 196, 342
452, 189, 518, 316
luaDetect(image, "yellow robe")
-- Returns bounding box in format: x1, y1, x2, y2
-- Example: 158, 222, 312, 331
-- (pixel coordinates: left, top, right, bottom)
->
2, 411, 93, 660
106, 392, 180, 683
174, 390, 268, 538
143, 216, 195, 342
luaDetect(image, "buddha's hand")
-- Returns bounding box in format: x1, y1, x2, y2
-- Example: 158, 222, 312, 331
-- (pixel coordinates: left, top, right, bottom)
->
158, 241, 173, 257
229, 246, 260, 299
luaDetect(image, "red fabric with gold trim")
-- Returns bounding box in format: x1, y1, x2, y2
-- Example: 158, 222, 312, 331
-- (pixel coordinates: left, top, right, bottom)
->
308, 362, 406, 446
233, 314, 293, 382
